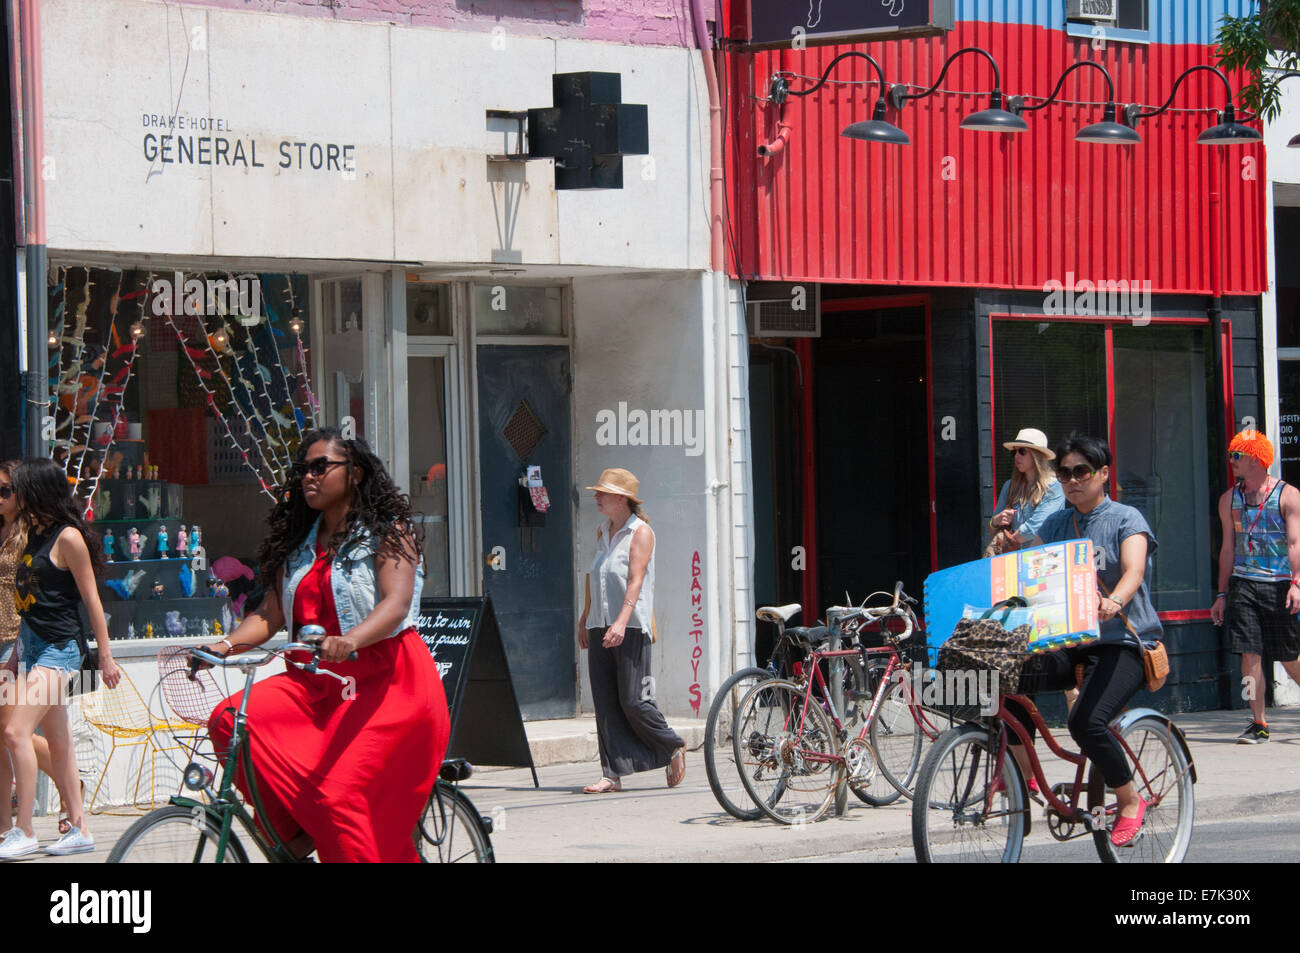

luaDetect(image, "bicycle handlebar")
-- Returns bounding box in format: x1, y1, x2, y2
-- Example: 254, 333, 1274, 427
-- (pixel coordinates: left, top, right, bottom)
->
188, 642, 359, 681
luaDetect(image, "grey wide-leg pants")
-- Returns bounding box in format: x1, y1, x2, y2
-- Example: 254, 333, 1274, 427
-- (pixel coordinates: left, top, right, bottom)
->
587, 627, 685, 782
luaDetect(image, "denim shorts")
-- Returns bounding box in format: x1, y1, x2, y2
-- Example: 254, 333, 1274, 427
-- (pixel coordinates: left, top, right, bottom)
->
17, 622, 81, 673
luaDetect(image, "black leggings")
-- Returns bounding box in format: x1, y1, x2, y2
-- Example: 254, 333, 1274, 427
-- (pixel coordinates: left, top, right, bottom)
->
1005, 643, 1147, 788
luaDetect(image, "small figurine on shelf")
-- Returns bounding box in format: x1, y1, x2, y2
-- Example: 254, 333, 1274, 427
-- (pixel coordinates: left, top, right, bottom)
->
179, 563, 194, 597
214, 620, 223, 637
165, 611, 187, 637
128, 527, 141, 561
201, 620, 211, 639
127, 623, 136, 640
210, 577, 229, 599
156, 525, 169, 558
151, 582, 165, 600
176, 525, 188, 556
189, 525, 202, 556
145, 621, 154, 639
103, 529, 115, 562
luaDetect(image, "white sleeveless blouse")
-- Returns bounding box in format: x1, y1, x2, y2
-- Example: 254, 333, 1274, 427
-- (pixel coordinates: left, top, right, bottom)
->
588, 514, 655, 635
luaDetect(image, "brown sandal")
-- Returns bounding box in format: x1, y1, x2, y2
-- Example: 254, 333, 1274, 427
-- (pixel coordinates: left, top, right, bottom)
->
582, 777, 622, 794
666, 747, 686, 788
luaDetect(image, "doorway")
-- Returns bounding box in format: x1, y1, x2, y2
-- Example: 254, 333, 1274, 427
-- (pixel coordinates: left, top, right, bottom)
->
812, 304, 931, 611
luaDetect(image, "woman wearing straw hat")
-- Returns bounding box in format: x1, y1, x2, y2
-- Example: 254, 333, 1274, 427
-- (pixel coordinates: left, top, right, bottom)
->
986, 428, 1065, 557
577, 468, 686, 794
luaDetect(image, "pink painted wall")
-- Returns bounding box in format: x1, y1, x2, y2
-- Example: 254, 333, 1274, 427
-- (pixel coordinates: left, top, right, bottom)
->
179, 0, 704, 47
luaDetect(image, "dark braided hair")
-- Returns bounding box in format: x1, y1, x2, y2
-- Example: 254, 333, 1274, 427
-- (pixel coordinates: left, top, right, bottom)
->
12, 457, 105, 572
256, 428, 422, 589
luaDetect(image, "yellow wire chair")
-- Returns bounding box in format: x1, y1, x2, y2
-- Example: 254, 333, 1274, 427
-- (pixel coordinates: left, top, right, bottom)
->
78, 666, 187, 814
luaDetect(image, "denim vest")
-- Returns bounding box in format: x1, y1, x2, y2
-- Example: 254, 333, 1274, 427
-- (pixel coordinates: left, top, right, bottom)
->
281, 517, 424, 639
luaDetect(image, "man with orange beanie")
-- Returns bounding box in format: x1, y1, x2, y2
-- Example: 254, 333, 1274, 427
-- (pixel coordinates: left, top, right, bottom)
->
1211, 429, 1300, 743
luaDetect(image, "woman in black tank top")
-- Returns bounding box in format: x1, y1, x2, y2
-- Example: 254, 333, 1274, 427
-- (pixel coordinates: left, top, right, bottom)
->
0, 459, 120, 859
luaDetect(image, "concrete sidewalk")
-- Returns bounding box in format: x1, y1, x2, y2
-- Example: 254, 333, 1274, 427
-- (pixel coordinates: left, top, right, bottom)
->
19, 706, 1300, 863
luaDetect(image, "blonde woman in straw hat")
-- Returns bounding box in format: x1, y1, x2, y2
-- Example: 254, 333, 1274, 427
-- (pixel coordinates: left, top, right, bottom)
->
577, 468, 686, 794
986, 428, 1065, 557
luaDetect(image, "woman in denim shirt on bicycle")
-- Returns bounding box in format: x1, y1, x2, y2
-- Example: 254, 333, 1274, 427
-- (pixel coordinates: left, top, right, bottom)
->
1021, 433, 1160, 847
202, 428, 449, 862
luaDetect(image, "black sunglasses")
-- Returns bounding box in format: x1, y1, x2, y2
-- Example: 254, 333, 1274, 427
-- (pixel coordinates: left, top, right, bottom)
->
1056, 464, 1098, 483
0, 485, 10, 500
1014, 447, 1032, 456
292, 458, 348, 480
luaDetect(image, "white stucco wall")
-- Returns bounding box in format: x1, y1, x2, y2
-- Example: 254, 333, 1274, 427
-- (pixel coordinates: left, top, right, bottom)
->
39, 0, 710, 271
571, 272, 712, 719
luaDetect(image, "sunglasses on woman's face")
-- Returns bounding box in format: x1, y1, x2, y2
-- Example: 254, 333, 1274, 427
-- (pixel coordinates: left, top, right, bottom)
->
292, 458, 348, 480
1014, 447, 1031, 456
1056, 464, 1097, 483
0, 485, 11, 500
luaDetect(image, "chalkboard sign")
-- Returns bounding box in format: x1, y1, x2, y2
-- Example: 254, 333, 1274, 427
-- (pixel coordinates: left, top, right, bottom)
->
740, 0, 954, 50
418, 596, 538, 786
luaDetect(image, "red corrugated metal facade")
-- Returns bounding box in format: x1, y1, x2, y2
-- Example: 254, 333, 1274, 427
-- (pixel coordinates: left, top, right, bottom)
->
726, 22, 1268, 295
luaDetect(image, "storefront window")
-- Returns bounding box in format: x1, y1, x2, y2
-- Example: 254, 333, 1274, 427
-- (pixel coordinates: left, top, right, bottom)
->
472, 284, 564, 336
48, 265, 318, 640
320, 277, 366, 441
993, 319, 1218, 611
407, 282, 452, 337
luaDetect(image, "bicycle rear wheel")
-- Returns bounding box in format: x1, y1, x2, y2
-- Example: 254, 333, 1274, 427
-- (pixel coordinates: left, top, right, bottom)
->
704, 667, 774, 820
912, 724, 1025, 863
108, 805, 249, 863
1089, 716, 1194, 863
415, 781, 495, 863
733, 678, 842, 825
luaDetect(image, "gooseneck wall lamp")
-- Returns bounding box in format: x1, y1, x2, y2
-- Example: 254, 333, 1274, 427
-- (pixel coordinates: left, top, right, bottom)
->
767, 51, 909, 146
889, 46, 1027, 133
1125, 65, 1261, 145
1009, 61, 1139, 145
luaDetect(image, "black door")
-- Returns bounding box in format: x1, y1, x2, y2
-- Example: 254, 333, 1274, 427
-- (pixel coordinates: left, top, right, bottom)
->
477, 345, 575, 719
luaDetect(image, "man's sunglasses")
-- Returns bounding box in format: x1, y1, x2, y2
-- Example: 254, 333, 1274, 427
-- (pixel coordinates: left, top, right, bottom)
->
1229, 451, 1249, 462
292, 458, 348, 480
1056, 465, 1097, 483
0, 485, 11, 500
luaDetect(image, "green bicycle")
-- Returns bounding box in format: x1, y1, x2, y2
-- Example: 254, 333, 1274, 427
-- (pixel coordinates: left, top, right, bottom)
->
107, 631, 494, 863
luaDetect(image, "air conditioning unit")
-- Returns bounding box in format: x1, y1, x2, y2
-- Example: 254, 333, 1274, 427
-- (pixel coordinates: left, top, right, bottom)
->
1067, 0, 1116, 22
747, 283, 820, 338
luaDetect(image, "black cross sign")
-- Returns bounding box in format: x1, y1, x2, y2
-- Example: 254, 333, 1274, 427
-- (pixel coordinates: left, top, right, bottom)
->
527, 72, 649, 190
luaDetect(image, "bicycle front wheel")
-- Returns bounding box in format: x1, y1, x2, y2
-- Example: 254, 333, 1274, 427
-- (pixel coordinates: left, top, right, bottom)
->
704, 667, 774, 821
912, 724, 1025, 863
1089, 716, 1194, 863
108, 805, 249, 863
864, 664, 923, 804
415, 781, 495, 863
733, 678, 842, 825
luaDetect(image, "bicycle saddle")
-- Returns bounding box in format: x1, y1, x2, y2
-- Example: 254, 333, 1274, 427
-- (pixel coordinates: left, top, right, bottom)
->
756, 603, 801, 623
785, 625, 831, 647
440, 759, 474, 783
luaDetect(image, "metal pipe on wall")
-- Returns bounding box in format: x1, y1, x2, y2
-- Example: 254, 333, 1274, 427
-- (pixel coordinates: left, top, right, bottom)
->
16, 0, 46, 457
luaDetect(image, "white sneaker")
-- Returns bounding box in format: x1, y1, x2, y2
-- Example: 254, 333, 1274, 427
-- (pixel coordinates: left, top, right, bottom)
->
45, 825, 94, 856
0, 827, 39, 860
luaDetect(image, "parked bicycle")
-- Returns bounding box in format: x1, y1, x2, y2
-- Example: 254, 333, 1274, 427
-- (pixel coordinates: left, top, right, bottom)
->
108, 630, 494, 863
911, 680, 1195, 863
727, 584, 950, 824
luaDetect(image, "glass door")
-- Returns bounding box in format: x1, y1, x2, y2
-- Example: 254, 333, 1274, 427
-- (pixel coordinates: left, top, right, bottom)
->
407, 347, 459, 598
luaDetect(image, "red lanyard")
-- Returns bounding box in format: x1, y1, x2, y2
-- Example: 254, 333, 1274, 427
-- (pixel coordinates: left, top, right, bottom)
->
1241, 479, 1278, 548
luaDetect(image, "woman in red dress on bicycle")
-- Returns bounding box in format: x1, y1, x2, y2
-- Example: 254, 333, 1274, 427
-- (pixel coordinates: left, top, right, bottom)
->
202, 428, 449, 862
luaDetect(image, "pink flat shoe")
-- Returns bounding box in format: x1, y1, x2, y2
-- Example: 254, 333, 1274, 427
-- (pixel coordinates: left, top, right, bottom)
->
1110, 798, 1147, 847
